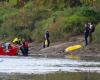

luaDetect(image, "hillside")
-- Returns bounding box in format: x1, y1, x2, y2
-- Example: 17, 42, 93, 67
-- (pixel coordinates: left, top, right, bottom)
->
0, 0, 100, 43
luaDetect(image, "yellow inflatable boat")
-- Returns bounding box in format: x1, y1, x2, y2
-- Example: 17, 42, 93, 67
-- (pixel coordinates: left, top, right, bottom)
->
65, 45, 82, 52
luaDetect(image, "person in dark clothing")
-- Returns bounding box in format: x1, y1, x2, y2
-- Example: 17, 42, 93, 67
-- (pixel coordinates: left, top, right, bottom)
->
21, 40, 29, 56
88, 22, 95, 43
43, 31, 50, 48
84, 23, 90, 46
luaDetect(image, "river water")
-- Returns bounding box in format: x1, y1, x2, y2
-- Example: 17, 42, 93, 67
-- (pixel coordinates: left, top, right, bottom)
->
0, 56, 100, 74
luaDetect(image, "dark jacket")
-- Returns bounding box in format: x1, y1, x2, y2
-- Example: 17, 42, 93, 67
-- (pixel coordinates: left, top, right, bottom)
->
84, 24, 90, 35
44, 31, 49, 40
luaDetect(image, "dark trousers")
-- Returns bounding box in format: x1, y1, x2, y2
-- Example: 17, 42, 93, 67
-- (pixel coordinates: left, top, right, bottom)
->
89, 33, 93, 43
20, 47, 28, 56
24, 48, 28, 56
84, 33, 89, 46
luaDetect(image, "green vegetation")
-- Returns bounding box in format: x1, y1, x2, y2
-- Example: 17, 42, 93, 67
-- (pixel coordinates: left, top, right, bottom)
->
94, 23, 100, 43
9, 0, 18, 6
0, 0, 100, 42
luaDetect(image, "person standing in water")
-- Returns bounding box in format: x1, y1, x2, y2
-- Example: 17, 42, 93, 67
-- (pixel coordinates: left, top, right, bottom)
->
43, 31, 50, 48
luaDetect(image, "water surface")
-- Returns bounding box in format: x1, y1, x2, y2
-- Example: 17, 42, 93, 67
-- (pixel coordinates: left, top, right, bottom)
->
0, 56, 100, 74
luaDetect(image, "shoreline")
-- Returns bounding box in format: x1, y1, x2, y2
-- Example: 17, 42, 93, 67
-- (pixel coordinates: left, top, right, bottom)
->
28, 41, 100, 58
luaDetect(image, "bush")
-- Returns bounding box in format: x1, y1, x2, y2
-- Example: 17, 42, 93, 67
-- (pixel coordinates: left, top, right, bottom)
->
75, 6, 100, 23
63, 6, 100, 34
93, 23, 100, 43
63, 15, 87, 34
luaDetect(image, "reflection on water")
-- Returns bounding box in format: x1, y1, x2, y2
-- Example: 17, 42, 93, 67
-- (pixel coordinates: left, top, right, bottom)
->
0, 56, 100, 74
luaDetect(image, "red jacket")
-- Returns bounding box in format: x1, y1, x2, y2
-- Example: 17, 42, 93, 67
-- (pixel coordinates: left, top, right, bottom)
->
23, 41, 28, 48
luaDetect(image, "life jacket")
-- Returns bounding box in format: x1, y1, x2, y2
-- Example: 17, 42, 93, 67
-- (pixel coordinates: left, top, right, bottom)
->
0, 46, 4, 55
13, 38, 18, 43
13, 37, 21, 45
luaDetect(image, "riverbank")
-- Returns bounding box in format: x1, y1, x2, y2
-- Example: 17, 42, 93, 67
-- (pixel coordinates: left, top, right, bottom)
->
28, 38, 100, 58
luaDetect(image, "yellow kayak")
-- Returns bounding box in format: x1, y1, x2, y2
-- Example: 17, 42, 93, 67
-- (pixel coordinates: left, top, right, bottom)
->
65, 45, 82, 52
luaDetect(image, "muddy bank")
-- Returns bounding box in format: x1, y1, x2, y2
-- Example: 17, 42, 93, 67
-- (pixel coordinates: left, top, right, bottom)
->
28, 41, 100, 58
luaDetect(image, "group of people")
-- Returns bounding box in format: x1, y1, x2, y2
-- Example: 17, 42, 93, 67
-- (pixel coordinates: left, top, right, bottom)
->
0, 23, 95, 56
13, 36, 29, 56
0, 36, 29, 56
84, 22, 95, 46
13, 32, 50, 56
43, 22, 95, 48
0, 30, 50, 56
